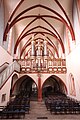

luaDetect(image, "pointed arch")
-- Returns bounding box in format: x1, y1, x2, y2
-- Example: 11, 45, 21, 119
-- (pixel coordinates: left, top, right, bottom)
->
3, 4, 75, 42
14, 25, 64, 54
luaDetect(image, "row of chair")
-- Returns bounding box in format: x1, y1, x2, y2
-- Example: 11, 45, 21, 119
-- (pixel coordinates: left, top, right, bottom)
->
0, 106, 25, 119
0, 91, 30, 119
45, 94, 80, 114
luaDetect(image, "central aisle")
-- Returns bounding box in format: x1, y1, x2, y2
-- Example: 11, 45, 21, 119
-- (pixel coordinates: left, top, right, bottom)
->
25, 101, 80, 120
26, 101, 52, 119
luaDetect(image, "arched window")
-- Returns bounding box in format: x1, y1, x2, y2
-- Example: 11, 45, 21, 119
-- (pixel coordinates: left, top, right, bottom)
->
69, 73, 76, 96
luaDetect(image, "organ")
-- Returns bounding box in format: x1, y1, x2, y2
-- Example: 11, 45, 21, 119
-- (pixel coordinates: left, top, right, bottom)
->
31, 35, 48, 71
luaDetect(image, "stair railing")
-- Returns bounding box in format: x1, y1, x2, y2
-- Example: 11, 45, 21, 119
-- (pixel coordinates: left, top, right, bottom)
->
0, 61, 20, 88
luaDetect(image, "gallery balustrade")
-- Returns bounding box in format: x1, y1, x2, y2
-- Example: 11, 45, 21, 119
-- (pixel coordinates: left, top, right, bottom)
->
13, 58, 66, 74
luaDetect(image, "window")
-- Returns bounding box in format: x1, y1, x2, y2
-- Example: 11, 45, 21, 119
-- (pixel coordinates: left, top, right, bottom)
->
69, 73, 76, 96
1, 94, 6, 102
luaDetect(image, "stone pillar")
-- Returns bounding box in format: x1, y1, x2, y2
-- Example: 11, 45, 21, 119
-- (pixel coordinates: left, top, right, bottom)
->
38, 75, 42, 102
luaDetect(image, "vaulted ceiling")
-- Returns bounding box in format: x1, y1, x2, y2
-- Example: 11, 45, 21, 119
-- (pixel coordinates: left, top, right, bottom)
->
3, 0, 75, 58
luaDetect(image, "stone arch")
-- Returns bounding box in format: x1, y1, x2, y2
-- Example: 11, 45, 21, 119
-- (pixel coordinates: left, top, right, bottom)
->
11, 73, 18, 87
10, 73, 18, 96
11, 75, 38, 99
42, 75, 68, 97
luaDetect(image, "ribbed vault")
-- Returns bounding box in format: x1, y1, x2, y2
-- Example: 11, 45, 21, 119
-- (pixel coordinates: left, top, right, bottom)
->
3, 0, 75, 58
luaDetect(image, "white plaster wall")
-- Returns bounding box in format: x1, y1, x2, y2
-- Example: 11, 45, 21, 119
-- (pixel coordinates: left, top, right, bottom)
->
73, 0, 80, 45
0, 46, 13, 65
0, 72, 19, 106
66, 1, 80, 101
66, 43, 80, 100
0, 0, 4, 45
0, 77, 11, 106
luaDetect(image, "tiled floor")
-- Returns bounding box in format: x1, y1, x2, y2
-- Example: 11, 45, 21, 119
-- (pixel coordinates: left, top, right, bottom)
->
1, 101, 80, 120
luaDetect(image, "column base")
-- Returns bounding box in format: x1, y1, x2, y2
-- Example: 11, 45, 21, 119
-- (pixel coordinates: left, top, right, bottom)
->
38, 98, 42, 102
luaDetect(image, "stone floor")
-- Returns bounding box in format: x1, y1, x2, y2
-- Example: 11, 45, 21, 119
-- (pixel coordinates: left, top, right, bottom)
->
1, 101, 80, 120
25, 101, 80, 120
